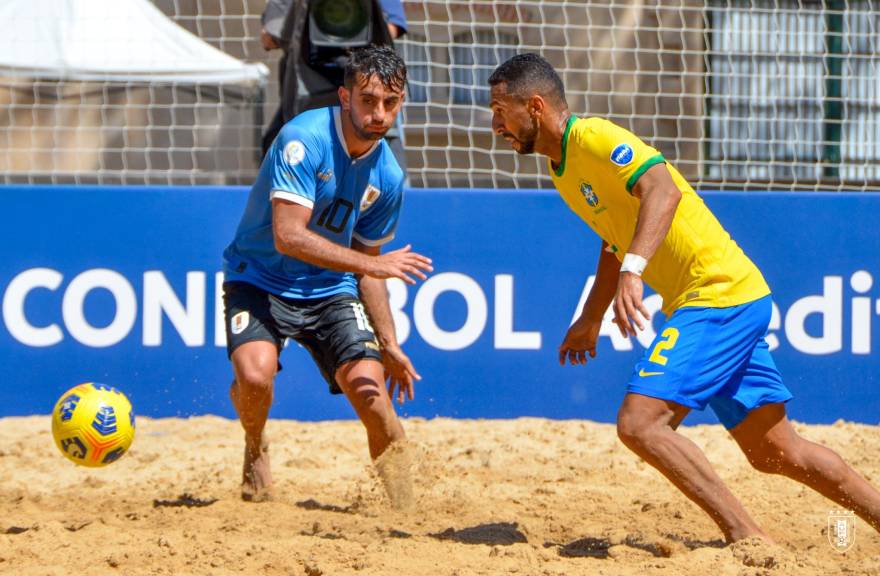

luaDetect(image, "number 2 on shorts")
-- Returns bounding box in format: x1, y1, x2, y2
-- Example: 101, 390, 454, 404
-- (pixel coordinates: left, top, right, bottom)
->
648, 327, 679, 366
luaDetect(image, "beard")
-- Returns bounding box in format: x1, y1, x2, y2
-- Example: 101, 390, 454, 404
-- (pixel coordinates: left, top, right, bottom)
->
349, 111, 390, 142
504, 114, 539, 155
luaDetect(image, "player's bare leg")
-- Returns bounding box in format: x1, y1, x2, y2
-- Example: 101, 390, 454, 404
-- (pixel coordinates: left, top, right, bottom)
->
731, 403, 880, 532
617, 393, 770, 542
336, 359, 413, 510
230, 340, 278, 502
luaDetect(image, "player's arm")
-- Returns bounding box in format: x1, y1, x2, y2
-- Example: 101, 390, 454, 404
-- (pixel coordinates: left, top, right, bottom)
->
352, 239, 419, 404
268, 125, 430, 283
559, 241, 620, 366
260, 0, 290, 49
582, 241, 621, 322
272, 199, 432, 284
628, 163, 681, 267
614, 163, 682, 336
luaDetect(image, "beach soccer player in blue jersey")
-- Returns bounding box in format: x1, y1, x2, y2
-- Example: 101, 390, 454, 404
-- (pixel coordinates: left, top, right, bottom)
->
222, 45, 432, 507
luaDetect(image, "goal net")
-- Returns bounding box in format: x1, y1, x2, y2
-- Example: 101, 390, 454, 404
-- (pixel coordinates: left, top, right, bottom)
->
0, 0, 877, 191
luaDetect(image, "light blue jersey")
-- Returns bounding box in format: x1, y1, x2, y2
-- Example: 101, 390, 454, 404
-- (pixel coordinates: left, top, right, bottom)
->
223, 107, 405, 299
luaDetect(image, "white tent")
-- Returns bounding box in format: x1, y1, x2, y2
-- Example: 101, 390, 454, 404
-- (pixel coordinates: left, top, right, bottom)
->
0, 0, 268, 85
0, 0, 269, 184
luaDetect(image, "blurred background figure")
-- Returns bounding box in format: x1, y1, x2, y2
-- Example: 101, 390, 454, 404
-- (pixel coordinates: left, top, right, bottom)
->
259, 0, 409, 174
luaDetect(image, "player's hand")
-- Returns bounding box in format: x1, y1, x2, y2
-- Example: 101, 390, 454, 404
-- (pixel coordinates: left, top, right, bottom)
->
559, 316, 601, 366
260, 29, 281, 51
369, 245, 433, 285
382, 344, 418, 404
613, 272, 650, 338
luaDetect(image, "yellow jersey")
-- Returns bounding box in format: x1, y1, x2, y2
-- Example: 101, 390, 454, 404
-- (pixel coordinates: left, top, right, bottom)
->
549, 116, 770, 315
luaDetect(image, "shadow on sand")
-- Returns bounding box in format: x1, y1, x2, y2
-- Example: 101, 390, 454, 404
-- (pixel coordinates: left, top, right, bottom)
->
430, 522, 528, 546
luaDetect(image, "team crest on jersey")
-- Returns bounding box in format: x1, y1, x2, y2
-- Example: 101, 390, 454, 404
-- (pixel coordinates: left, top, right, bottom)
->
318, 168, 333, 182
284, 140, 306, 166
610, 143, 634, 166
580, 182, 599, 207
360, 184, 381, 211
231, 311, 249, 335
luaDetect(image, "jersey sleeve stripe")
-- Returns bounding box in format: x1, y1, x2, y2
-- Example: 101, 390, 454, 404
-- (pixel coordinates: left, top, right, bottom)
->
625, 153, 666, 193
270, 189, 315, 209
352, 231, 395, 247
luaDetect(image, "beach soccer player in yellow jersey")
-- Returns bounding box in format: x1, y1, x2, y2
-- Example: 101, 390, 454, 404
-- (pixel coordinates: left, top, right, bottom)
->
488, 53, 880, 543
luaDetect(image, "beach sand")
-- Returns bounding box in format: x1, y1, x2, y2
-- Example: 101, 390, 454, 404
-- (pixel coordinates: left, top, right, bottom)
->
2, 415, 879, 575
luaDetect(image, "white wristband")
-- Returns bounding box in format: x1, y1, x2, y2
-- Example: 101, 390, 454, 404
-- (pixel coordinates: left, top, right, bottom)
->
620, 253, 648, 276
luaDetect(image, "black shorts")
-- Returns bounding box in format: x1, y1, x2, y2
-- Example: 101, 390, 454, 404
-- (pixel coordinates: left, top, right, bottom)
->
222, 281, 383, 394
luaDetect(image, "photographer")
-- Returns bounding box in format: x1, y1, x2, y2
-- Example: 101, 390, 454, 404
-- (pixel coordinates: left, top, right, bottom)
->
260, 0, 409, 172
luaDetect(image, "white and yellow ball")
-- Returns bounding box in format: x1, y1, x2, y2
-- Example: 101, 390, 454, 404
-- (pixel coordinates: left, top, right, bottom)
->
51, 383, 136, 467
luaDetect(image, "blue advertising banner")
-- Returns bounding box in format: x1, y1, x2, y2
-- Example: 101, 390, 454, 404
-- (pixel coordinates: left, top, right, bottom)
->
2, 186, 878, 424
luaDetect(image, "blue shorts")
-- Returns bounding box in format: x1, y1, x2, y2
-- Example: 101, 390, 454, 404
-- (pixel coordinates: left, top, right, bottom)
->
626, 295, 792, 429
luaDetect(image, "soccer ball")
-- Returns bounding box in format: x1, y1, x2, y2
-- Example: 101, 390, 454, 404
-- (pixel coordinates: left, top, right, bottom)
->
51, 382, 136, 468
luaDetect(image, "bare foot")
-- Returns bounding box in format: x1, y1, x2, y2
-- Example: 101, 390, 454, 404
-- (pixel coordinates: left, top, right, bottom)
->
729, 536, 790, 569
241, 438, 273, 502
728, 527, 775, 545
374, 440, 414, 511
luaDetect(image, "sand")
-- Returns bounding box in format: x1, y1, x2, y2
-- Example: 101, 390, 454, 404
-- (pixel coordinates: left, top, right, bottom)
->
1, 415, 879, 575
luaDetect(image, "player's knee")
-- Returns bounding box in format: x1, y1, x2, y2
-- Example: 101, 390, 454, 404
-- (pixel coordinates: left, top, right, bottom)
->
744, 447, 784, 474
360, 392, 395, 426
354, 392, 399, 438
616, 410, 654, 451
234, 356, 276, 397
340, 371, 394, 423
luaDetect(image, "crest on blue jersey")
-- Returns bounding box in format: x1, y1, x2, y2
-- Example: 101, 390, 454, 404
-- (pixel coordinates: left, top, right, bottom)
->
284, 140, 306, 166
580, 182, 599, 207
360, 184, 382, 211
610, 143, 634, 166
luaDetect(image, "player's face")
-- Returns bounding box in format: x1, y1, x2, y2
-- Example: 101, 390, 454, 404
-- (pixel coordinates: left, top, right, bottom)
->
341, 74, 405, 142
490, 83, 538, 155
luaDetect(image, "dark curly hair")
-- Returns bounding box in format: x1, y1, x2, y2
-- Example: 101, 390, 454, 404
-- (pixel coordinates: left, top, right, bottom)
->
344, 45, 407, 92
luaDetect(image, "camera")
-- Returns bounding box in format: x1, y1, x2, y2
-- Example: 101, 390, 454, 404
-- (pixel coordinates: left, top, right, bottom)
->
305, 0, 379, 87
